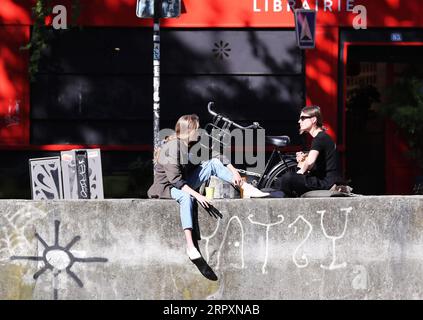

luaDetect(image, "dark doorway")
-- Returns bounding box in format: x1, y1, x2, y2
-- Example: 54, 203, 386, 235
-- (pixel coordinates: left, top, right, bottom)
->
345, 45, 423, 195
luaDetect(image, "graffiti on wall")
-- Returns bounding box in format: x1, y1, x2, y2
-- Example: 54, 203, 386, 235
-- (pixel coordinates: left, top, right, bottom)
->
9, 220, 108, 300
196, 205, 364, 300
319, 207, 352, 270
1, 203, 369, 300
288, 215, 313, 268
202, 207, 353, 273
248, 214, 284, 274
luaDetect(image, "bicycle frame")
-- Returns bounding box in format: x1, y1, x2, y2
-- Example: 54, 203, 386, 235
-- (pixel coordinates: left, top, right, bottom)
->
204, 101, 295, 188
257, 148, 285, 187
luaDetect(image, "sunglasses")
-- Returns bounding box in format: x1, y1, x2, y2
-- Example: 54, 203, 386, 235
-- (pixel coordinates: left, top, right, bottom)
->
299, 116, 313, 121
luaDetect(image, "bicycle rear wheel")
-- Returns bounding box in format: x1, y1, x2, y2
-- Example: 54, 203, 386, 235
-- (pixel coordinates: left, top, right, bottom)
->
263, 161, 298, 189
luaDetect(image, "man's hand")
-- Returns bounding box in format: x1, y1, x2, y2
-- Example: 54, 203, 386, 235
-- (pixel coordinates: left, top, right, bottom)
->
296, 151, 308, 163
296, 152, 308, 174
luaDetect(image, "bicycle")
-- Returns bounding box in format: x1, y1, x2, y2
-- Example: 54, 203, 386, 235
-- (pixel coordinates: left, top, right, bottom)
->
202, 101, 298, 190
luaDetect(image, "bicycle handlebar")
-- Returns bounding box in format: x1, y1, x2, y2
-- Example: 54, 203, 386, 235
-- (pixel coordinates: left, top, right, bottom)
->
207, 101, 218, 117
207, 101, 263, 130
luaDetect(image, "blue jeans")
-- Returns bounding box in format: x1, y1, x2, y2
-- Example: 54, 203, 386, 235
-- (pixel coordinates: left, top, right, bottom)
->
170, 158, 233, 230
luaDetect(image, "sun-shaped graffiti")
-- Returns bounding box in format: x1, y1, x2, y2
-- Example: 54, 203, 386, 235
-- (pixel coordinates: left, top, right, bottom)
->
10, 220, 108, 300
212, 40, 231, 60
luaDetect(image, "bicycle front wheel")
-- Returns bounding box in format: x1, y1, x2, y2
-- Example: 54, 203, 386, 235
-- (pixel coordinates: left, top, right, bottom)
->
263, 160, 298, 189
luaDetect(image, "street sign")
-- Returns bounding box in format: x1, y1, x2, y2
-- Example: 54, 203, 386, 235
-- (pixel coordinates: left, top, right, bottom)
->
294, 9, 316, 49
136, 0, 181, 18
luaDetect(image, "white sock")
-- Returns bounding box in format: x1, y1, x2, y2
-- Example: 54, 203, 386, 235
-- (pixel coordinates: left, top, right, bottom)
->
187, 247, 201, 260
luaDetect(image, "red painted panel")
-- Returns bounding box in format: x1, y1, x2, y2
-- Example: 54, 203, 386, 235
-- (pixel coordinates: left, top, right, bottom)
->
305, 26, 339, 143
0, 26, 30, 145
0, 0, 32, 25
75, 0, 423, 28
3, 1, 422, 28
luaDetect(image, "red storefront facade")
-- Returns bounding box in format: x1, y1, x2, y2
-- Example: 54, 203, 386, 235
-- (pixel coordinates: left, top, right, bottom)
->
1, 0, 422, 196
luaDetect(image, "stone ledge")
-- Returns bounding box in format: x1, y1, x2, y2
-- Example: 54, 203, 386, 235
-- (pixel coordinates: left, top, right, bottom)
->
1, 196, 422, 299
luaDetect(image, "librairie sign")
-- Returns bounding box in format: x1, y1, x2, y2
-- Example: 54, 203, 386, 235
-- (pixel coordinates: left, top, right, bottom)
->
253, 0, 358, 13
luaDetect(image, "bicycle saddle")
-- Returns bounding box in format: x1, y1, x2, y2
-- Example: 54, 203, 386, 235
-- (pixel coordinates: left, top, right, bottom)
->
265, 135, 290, 147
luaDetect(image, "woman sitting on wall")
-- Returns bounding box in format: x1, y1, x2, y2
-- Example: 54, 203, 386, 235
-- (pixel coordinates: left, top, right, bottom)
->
278, 105, 341, 197
147, 114, 268, 263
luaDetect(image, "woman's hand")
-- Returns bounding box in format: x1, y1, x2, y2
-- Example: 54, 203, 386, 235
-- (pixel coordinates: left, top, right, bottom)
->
181, 185, 212, 208
227, 164, 243, 187
195, 194, 212, 208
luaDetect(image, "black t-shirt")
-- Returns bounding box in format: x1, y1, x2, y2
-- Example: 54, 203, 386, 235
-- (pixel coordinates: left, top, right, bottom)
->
310, 131, 338, 180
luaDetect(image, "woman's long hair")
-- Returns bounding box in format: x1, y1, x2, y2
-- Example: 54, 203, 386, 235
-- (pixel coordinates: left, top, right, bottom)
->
153, 114, 200, 165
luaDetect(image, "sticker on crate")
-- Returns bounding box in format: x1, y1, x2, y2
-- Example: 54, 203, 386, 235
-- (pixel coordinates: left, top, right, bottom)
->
29, 157, 64, 200
61, 149, 104, 200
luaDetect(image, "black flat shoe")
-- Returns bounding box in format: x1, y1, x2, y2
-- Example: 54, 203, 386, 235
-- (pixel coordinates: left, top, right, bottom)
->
190, 257, 218, 281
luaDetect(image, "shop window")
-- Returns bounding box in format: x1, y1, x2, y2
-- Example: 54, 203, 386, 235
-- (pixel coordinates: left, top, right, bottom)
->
31, 28, 304, 145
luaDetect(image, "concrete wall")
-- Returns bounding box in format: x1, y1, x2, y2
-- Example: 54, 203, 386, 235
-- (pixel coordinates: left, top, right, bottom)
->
1, 197, 423, 300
